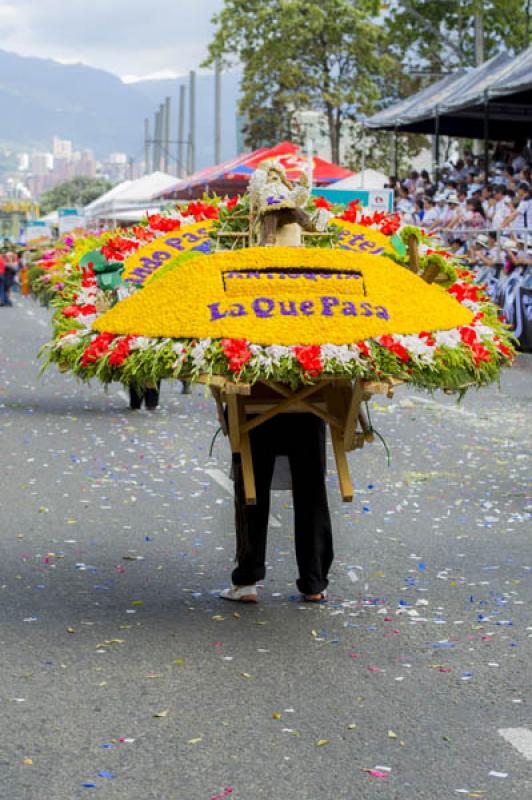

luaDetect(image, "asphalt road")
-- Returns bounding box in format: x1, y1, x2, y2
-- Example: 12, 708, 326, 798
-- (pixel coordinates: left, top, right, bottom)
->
1, 296, 531, 800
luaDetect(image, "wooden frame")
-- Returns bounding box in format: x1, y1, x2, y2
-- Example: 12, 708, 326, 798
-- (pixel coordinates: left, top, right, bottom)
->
202, 374, 399, 505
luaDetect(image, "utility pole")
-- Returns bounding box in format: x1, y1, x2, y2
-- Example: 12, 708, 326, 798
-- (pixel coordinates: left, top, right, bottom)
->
178, 84, 186, 178
144, 118, 150, 175
214, 61, 222, 164
188, 70, 196, 175
163, 96, 171, 174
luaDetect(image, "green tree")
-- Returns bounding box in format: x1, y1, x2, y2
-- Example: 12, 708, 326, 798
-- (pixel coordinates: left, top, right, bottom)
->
384, 0, 531, 72
39, 176, 112, 215
204, 0, 393, 163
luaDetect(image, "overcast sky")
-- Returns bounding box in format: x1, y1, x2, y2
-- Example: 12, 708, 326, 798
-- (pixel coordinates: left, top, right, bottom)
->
0, 0, 225, 81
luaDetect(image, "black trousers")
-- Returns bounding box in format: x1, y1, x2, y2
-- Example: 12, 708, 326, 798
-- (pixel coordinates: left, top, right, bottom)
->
232, 413, 333, 595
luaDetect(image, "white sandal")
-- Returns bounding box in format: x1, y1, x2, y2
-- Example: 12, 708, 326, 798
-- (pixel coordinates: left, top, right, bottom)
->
220, 584, 258, 603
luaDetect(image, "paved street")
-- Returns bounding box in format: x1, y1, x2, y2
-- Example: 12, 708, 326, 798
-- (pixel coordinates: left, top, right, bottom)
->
1, 296, 531, 800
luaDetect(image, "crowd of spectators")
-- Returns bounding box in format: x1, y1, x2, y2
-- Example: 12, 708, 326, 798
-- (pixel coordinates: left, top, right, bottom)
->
388, 144, 532, 271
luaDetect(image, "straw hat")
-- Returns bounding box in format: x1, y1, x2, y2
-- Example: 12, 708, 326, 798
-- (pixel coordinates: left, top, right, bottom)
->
447, 193, 460, 205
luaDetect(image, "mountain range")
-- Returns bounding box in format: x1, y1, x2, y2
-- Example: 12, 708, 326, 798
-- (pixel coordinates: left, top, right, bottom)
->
0, 49, 240, 169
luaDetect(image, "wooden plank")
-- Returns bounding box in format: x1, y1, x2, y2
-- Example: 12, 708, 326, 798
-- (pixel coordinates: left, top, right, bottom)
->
343, 379, 364, 451
330, 427, 353, 502
261, 381, 343, 429
237, 396, 256, 505
358, 407, 374, 443
241, 381, 328, 434
226, 394, 241, 452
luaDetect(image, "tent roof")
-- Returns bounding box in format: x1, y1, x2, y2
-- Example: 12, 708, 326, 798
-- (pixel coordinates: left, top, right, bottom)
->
366, 47, 532, 139
164, 141, 353, 199
330, 168, 389, 190
85, 172, 181, 216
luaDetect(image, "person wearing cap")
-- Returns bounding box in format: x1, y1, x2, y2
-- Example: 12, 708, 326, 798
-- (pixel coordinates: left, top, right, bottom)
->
474, 231, 499, 269
442, 194, 462, 230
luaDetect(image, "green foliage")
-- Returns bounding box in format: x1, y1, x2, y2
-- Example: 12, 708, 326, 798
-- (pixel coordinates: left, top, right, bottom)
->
39, 177, 112, 215
204, 0, 394, 162
385, 0, 531, 71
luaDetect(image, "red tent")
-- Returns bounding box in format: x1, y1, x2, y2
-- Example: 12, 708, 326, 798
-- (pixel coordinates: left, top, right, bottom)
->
165, 141, 353, 199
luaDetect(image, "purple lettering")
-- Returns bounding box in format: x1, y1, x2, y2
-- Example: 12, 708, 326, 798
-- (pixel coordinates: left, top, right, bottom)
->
348, 234, 365, 246
208, 303, 228, 321
359, 241, 376, 252
279, 300, 298, 316
341, 301, 358, 316
165, 237, 184, 250
132, 266, 153, 278
252, 297, 275, 318
152, 250, 171, 262
375, 305, 389, 320
246, 271, 261, 279
226, 271, 244, 278
371, 247, 384, 255
300, 300, 315, 316
321, 296, 340, 316
303, 273, 317, 281
359, 302, 374, 317
229, 303, 247, 317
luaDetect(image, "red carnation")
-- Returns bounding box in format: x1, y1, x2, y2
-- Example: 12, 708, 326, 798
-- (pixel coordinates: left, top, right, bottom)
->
293, 345, 322, 377
357, 341, 370, 357
109, 336, 133, 367
147, 214, 182, 232
226, 196, 239, 210
313, 196, 333, 210
81, 333, 116, 367
379, 335, 410, 363
63, 305, 81, 318
221, 338, 252, 374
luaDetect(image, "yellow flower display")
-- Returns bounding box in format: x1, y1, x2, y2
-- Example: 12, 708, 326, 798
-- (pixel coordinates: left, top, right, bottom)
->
94, 247, 473, 346
330, 220, 394, 255
121, 220, 214, 286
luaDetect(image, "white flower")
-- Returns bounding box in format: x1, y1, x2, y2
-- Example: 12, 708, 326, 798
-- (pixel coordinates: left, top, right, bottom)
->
433, 328, 462, 349
129, 336, 156, 351
264, 345, 292, 366
394, 334, 435, 363
320, 344, 358, 366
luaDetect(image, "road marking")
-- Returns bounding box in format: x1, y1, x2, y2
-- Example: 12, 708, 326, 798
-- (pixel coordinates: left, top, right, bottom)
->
204, 467, 282, 528
498, 728, 532, 761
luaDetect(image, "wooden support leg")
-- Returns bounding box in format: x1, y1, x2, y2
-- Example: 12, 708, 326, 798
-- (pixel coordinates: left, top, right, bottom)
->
237, 396, 256, 506
325, 383, 354, 502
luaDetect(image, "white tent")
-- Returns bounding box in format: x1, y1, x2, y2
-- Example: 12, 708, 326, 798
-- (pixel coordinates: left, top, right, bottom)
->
330, 169, 389, 190
85, 172, 182, 223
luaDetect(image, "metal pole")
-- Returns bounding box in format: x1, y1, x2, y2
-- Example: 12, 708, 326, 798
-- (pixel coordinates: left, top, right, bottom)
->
475, 1, 485, 67
360, 122, 366, 188
394, 127, 399, 179
144, 118, 150, 175
153, 110, 159, 171
306, 131, 313, 189
215, 61, 222, 164
483, 90, 490, 182
434, 108, 440, 184
163, 96, 171, 174
188, 70, 196, 174
178, 84, 186, 178
153, 109, 161, 171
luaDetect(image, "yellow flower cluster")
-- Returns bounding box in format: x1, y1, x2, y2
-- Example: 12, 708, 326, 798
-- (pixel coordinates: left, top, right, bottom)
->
121, 220, 214, 285
94, 246, 473, 346
330, 219, 394, 255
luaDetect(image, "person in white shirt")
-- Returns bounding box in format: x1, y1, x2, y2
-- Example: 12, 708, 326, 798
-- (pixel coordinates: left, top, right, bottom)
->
396, 187, 415, 222
442, 194, 462, 229
502, 183, 531, 230
422, 197, 440, 231
491, 186, 513, 230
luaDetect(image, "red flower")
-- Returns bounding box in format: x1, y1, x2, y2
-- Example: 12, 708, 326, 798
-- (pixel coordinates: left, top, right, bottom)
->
459, 326, 477, 346
357, 341, 370, 357
81, 333, 116, 367
226, 196, 239, 210
293, 345, 322, 377
497, 342, 512, 358
380, 214, 401, 235
131, 225, 155, 241
448, 282, 482, 303
313, 196, 333, 210
221, 338, 252, 374
183, 201, 220, 221
147, 214, 182, 232
379, 335, 410, 363
339, 200, 360, 223
419, 330, 436, 346
109, 336, 133, 367
470, 342, 491, 367
101, 236, 140, 262
63, 305, 81, 318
